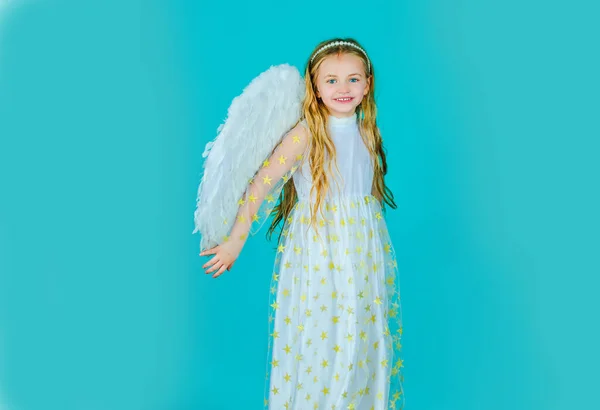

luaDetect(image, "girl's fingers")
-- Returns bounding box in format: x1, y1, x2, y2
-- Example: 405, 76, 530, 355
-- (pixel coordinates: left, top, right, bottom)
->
213, 264, 228, 278
206, 260, 223, 274
203, 255, 220, 269
204, 259, 220, 274
199, 246, 218, 257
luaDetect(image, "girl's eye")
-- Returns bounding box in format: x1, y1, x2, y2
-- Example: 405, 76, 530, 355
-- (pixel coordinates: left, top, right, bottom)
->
350, 78, 359, 83
327, 79, 336, 84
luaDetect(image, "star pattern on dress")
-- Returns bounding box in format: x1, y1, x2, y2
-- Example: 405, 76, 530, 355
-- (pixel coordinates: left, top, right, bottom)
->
262, 196, 405, 410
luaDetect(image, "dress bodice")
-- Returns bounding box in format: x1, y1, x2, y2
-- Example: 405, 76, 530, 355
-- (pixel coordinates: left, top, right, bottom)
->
294, 113, 374, 201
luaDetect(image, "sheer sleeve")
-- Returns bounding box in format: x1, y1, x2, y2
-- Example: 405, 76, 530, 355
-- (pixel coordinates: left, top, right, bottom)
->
216, 122, 309, 259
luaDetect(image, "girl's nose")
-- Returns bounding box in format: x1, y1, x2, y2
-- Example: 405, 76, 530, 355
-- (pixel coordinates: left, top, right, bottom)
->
339, 83, 350, 92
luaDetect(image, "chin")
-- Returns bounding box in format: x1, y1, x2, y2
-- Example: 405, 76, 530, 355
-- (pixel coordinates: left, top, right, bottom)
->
338, 106, 358, 114
326, 103, 358, 114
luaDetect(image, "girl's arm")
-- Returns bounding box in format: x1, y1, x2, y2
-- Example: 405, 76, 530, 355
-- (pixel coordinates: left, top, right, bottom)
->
201, 122, 309, 277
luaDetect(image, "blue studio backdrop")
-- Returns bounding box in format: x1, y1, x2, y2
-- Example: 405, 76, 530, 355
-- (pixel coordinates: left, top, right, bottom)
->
0, 0, 598, 409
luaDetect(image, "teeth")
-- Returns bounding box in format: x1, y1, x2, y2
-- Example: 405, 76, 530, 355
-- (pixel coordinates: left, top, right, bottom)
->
336, 98, 352, 101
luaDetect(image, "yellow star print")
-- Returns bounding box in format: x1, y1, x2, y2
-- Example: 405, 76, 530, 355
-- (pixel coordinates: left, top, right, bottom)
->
278, 155, 287, 164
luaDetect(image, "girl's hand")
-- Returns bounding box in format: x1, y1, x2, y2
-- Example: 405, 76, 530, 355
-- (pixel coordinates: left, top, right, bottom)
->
199, 245, 238, 278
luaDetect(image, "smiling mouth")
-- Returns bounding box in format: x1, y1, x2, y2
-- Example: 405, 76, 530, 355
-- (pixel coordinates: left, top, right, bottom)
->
334, 97, 354, 102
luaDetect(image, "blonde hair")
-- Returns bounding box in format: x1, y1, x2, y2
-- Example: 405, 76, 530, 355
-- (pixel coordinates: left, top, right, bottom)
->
266, 37, 397, 243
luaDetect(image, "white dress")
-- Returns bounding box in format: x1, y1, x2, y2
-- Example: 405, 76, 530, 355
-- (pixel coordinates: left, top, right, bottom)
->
226, 112, 405, 410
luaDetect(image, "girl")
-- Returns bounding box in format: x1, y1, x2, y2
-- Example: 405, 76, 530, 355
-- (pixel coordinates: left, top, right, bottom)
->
200, 37, 405, 410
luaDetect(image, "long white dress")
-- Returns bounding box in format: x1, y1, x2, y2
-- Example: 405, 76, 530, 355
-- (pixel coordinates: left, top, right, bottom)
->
225, 112, 405, 410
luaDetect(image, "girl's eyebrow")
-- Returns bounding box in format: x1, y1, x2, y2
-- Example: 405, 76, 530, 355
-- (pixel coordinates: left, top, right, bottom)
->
324, 73, 363, 78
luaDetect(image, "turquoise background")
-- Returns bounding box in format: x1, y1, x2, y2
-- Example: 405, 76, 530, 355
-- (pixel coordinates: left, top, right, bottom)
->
0, 0, 598, 409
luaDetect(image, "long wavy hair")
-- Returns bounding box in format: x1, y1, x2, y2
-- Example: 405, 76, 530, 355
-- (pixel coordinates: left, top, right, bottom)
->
266, 37, 397, 243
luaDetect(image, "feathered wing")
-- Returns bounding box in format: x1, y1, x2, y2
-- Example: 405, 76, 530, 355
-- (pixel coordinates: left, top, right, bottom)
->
193, 64, 305, 251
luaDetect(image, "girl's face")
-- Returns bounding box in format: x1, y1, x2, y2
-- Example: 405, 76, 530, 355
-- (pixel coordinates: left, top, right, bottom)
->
315, 52, 370, 118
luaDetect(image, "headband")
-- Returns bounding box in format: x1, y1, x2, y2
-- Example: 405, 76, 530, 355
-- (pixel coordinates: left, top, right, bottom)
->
310, 40, 371, 73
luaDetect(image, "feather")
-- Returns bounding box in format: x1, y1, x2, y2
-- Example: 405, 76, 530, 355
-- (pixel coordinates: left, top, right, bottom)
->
193, 63, 305, 251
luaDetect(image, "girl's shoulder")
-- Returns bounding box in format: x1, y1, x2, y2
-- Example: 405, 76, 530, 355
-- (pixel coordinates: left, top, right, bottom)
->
288, 118, 310, 141
279, 119, 310, 151
287, 118, 309, 137
298, 118, 309, 132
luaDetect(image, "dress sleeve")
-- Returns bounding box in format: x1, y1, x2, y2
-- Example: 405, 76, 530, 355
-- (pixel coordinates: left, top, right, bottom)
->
217, 122, 309, 259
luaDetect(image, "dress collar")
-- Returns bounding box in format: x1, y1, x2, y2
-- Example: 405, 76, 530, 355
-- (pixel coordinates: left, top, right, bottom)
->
328, 112, 358, 126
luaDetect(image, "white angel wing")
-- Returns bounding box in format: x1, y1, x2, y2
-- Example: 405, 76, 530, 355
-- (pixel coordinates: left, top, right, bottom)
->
193, 63, 305, 250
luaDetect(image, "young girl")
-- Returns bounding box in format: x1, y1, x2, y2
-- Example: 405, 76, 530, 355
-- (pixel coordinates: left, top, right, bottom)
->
200, 37, 405, 410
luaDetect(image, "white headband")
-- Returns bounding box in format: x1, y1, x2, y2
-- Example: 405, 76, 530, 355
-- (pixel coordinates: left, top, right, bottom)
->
310, 40, 371, 73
